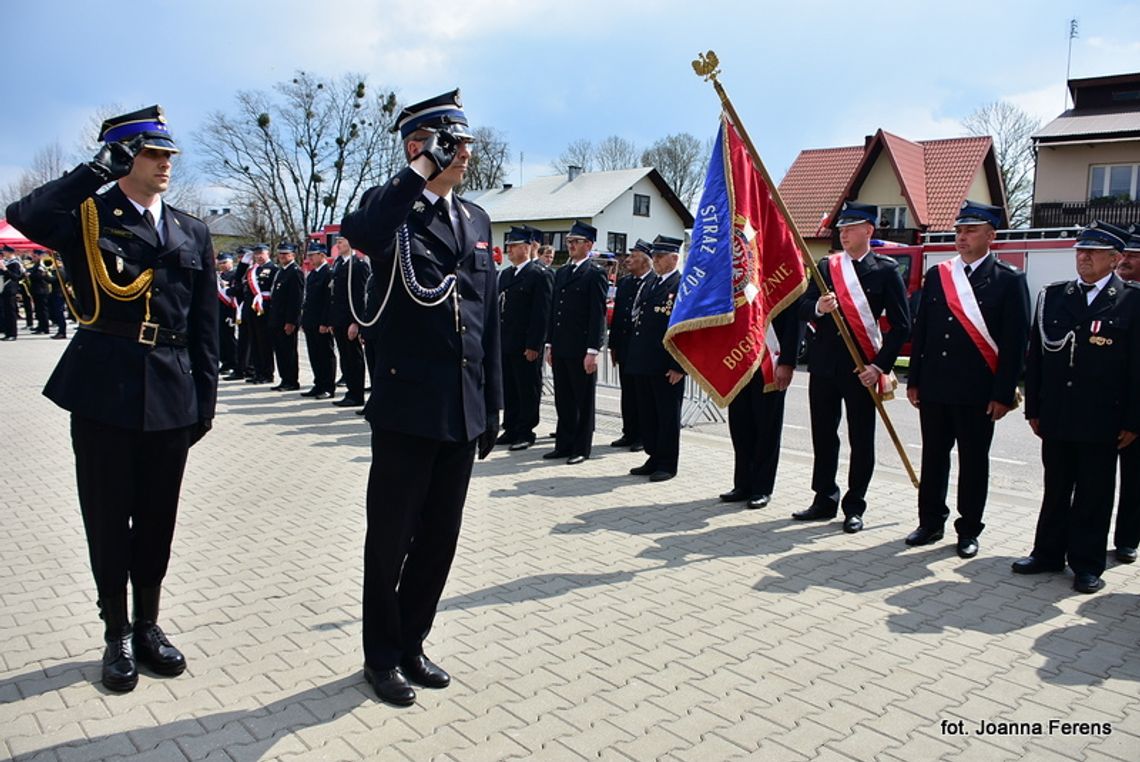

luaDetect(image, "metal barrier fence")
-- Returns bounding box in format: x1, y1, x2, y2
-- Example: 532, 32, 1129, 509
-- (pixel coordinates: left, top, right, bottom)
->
541, 349, 726, 428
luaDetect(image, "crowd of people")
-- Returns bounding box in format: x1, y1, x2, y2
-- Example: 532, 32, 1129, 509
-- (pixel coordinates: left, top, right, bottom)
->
0, 246, 71, 340
5, 92, 1139, 707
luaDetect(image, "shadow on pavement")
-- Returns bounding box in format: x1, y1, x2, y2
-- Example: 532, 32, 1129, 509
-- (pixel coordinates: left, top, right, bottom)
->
8, 674, 370, 760
439, 569, 642, 611
1033, 592, 1140, 687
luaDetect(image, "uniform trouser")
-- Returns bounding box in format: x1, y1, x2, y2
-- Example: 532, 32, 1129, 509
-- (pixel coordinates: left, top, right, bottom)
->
1, 293, 16, 337
249, 313, 274, 380
32, 292, 49, 331
218, 310, 236, 369
552, 355, 596, 457
1114, 439, 1140, 550
363, 427, 475, 669
633, 372, 684, 474
1032, 438, 1117, 576
49, 293, 66, 335
727, 380, 787, 496
334, 326, 365, 401
616, 362, 642, 442
916, 401, 995, 538
808, 370, 876, 517
21, 291, 34, 327
502, 350, 542, 443
303, 326, 337, 393
71, 415, 193, 602
271, 326, 299, 385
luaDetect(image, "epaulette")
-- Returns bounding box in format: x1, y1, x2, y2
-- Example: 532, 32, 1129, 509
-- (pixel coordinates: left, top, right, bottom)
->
456, 195, 487, 215
994, 259, 1018, 272
1044, 279, 1069, 291
873, 253, 899, 267
165, 204, 204, 223
1124, 279, 1140, 289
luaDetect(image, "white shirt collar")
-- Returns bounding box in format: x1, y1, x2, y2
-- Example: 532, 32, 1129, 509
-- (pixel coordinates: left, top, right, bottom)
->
1080, 271, 1115, 298
126, 196, 164, 243
845, 247, 871, 263
960, 251, 992, 272
514, 259, 531, 274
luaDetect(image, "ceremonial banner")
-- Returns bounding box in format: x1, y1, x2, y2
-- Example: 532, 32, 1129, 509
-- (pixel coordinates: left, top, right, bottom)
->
664, 116, 807, 405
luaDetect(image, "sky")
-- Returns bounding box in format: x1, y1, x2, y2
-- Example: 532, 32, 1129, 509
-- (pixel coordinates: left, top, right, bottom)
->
3, 0, 1139, 208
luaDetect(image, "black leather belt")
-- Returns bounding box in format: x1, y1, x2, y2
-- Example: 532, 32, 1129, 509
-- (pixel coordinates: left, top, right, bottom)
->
80, 319, 188, 348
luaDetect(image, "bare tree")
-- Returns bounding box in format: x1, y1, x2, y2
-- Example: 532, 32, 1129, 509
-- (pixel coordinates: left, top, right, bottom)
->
2, 142, 70, 207
551, 139, 594, 174
641, 133, 709, 208
196, 72, 402, 244
460, 126, 511, 192
595, 135, 641, 171
962, 101, 1041, 228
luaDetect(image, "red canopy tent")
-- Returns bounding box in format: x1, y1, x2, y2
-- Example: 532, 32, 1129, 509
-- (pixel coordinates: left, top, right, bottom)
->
0, 218, 41, 251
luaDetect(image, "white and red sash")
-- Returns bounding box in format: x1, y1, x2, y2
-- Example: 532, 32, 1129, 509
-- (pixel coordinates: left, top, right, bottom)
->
758, 324, 782, 390
247, 266, 270, 315
828, 252, 894, 396
217, 274, 237, 309
937, 257, 998, 373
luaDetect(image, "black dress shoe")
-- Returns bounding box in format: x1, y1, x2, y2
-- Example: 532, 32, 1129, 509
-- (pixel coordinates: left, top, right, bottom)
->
629, 461, 656, 476
629, 443, 644, 452
747, 494, 771, 510
905, 526, 944, 546
102, 626, 138, 693
843, 515, 864, 534
719, 488, 749, 503
567, 455, 587, 465
314, 391, 334, 400
543, 450, 570, 460
270, 383, 285, 391
609, 435, 633, 447
956, 537, 979, 559
222, 372, 245, 381
300, 388, 322, 397
649, 470, 675, 482
495, 433, 514, 445
363, 665, 415, 706
792, 505, 836, 521
132, 622, 186, 676
333, 397, 364, 407
1116, 546, 1138, 563
356, 408, 366, 416
508, 440, 533, 451
1073, 573, 1105, 594
276, 383, 300, 391
399, 654, 450, 689
1011, 556, 1065, 575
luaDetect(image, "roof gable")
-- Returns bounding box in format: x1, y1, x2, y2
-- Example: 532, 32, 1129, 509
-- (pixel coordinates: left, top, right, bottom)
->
776, 146, 865, 238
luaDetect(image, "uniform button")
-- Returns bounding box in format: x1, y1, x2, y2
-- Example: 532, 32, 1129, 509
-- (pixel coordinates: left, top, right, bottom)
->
460, 325, 467, 334
1066, 381, 1073, 387
461, 358, 468, 368
941, 351, 947, 357
390, 368, 396, 375
944, 333, 950, 339
947, 317, 953, 322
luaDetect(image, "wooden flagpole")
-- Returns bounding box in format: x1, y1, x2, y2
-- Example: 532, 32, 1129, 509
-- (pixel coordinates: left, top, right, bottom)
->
692, 50, 919, 489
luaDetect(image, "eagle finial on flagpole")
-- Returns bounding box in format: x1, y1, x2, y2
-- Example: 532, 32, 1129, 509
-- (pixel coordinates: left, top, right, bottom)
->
691, 50, 721, 82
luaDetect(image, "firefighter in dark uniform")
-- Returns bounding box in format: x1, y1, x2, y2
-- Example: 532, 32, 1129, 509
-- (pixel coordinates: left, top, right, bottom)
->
46, 252, 69, 339
608, 239, 654, 451
215, 253, 238, 373
793, 201, 910, 533
27, 248, 52, 333
224, 245, 252, 380
1016, 221, 1140, 594
544, 220, 608, 464
1113, 225, 1140, 564
721, 308, 803, 509
245, 243, 277, 384
324, 236, 369, 407
625, 235, 686, 481
340, 89, 501, 706
269, 242, 304, 391
905, 201, 1031, 558
300, 242, 337, 399
6, 105, 218, 691
496, 225, 553, 450
1, 254, 21, 340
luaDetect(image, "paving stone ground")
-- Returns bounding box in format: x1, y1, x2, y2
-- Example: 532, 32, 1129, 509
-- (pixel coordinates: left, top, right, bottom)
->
1, 333, 1138, 761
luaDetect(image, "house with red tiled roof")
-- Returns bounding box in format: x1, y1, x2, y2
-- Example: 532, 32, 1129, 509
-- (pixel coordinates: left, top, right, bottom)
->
1031, 72, 1140, 229
778, 128, 1006, 261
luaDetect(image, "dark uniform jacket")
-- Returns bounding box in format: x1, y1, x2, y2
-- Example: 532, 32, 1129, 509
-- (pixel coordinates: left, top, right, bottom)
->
548, 259, 608, 361
27, 262, 51, 295
499, 260, 553, 354
326, 254, 370, 329
5, 164, 219, 431
625, 271, 685, 375
301, 263, 333, 331
218, 268, 237, 318
341, 166, 501, 443
797, 252, 911, 374
251, 262, 277, 317
908, 255, 1030, 407
608, 272, 651, 364
1025, 274, 1140, 443
268, 261, 303, 328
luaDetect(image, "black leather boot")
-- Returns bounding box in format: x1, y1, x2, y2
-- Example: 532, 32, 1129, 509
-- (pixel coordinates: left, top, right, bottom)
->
99, 593, 138, 692
132, 586, 187, 676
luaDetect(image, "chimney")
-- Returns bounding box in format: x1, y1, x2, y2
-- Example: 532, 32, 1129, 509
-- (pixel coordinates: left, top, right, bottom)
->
568, 165, 583, 182
502, 183, 513, 190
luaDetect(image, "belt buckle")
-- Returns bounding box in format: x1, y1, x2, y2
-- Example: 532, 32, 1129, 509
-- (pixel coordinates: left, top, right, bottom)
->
138, 321, 160, 346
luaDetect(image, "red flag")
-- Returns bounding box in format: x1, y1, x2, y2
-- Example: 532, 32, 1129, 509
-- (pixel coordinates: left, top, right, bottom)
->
665, 116, 807, 405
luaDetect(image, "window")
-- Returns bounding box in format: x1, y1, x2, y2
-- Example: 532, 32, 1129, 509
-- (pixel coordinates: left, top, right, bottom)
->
633, 194, 650, 217
878, 206, 908, 229
607, 232, 627, 253
549, 232, 566, 252
1090, 163, 1139, 202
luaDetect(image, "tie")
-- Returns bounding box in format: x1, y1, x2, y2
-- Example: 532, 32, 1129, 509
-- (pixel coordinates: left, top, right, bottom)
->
436, 196, 465, 251
1079, 282, 1095, 299
142, 209, 158, 239
963, 264, 972, 277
